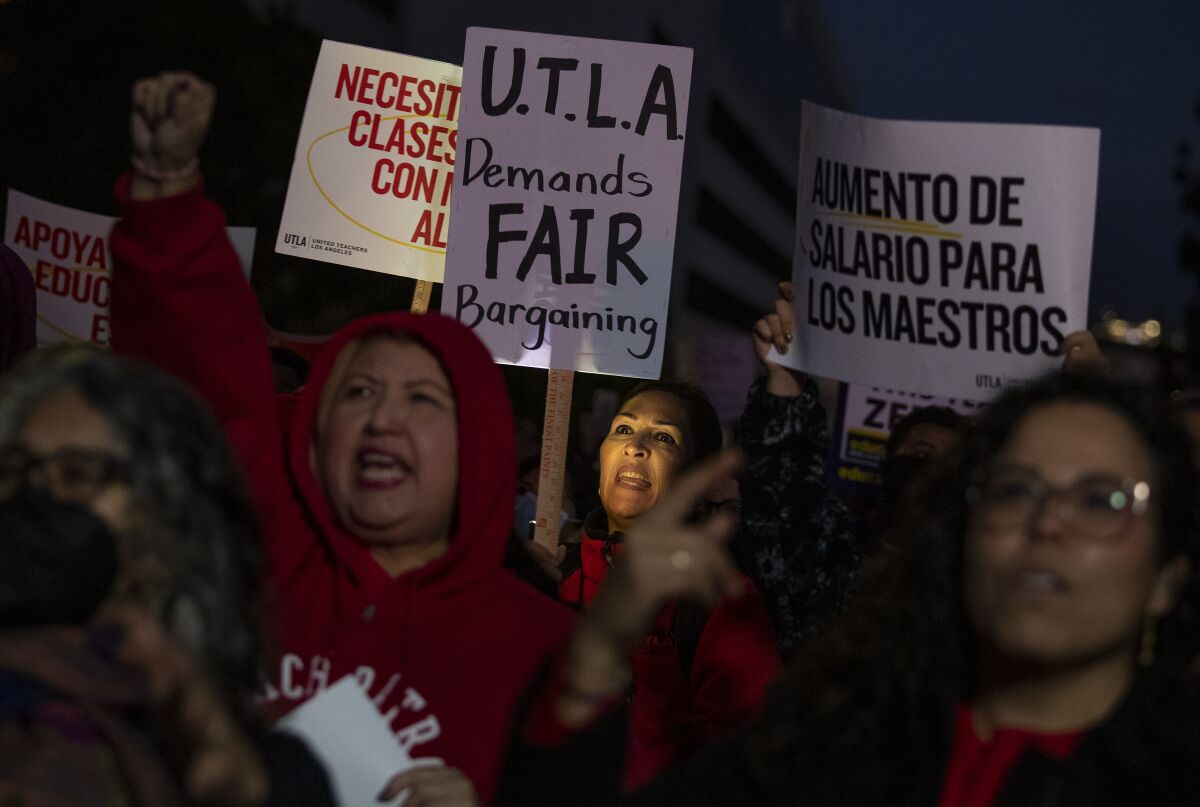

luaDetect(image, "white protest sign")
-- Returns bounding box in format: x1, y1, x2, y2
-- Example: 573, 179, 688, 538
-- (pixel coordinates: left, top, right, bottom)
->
276, 40, 462, 281
3, 189, 254, 347
773, 101, 1099, 400
277, 676, 442, 806
441, 28, 693, 378
832, 383, 982, 489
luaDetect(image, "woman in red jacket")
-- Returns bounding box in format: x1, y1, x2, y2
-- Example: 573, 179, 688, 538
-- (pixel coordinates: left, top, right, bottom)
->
557, 380, 780, 788
110, 72, 573, 804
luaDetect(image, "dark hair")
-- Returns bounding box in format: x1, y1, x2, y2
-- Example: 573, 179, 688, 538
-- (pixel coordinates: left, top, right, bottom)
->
517, 454, 542, 480
0, 346, 265, 722
747, 372, 1200, 787
269, 346, 311, 393
619, 380, 723, 465
886, 405, 972, 459
1168, 389, 1200, 423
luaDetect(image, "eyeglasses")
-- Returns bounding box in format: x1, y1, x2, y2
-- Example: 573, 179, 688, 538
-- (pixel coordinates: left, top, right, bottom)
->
969, 465, 1151, 541
691, 497, 742, 522
0, 445, 131, 503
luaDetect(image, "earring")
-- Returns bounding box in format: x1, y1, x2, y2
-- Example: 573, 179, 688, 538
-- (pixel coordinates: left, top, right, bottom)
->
1138, 616, 1158, 668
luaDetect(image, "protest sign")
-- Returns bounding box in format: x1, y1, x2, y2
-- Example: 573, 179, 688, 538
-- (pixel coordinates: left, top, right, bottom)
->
276, 40, 462, 287
828, 382, 981, 494
3, 189, 254, 347
441, 27, 693, 378
277, 676, 441, 807
773, 101, 1099, 400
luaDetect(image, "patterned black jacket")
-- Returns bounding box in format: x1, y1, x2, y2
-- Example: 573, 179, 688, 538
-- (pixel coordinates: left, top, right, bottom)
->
735, 377, 862, 659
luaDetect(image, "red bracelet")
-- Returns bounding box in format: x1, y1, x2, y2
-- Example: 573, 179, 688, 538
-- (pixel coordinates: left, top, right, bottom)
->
131, 154, 199, 183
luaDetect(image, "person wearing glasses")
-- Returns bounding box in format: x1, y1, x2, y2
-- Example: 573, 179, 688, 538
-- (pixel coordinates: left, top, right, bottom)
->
0, 346, 335, 806
496, 371, 1200, 806
738, 284, 1101, 662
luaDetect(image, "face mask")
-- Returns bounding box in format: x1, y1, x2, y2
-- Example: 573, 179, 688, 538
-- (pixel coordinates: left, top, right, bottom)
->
512, 491, 575, 540
878, 454, 932, 500
0, 486, 118, 628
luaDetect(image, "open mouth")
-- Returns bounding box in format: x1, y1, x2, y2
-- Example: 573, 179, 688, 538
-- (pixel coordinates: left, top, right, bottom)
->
615, 467, 651, 491
1012, 569, 1069, 594
356, 449, 410, 488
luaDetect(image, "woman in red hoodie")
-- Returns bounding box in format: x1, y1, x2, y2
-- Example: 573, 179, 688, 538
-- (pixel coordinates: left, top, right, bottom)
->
109, 72, 573, 804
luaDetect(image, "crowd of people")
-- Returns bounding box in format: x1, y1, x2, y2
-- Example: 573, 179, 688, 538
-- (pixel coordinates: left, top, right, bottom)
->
2, 70, 1199, 806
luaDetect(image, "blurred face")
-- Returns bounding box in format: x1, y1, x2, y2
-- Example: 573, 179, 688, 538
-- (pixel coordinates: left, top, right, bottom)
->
8, 388, 135, 533
3, 388, 145, 614
694, 473, 741, 523
964, 402, 1184, 669
892, 423, 961, 459
315, 337, 459, 551
599, 391, 692, 533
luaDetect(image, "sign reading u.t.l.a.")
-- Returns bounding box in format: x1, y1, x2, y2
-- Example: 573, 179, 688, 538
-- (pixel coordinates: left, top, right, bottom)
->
276, 40, 462, 281
441, 27, 693, 378
3, 189, 254, 347
771, 101, 1100, 400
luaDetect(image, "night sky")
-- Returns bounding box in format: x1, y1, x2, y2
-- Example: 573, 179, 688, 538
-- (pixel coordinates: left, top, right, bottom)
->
817, 1, 1200, 328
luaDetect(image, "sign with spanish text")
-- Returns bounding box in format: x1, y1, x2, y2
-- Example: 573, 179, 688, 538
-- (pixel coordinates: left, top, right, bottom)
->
276, 40, 462, 281
3, 189, 254, 347
772, 101, 1099, 400
829, 383, 982, 493
441, 28, 692, 378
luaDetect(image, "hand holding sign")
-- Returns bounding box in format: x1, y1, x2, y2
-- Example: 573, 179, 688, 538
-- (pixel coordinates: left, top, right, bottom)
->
278, 676, 446, 807
378, 765, 480, 806
130, 72, 214, 198
753, 281, 805, 397
1060, 329, 1110, 376
515, 533, 568, 582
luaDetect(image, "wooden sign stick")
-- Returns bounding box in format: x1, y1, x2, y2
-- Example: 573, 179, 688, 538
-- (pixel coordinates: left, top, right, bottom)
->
532, 368, 575, 552
410, 279, 433, 313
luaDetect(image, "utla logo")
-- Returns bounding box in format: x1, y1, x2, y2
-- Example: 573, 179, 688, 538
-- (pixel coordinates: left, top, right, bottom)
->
283, 233, 307, 247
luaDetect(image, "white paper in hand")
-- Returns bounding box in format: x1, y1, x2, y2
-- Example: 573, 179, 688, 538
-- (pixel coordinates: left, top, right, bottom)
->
277, 675, 442, 806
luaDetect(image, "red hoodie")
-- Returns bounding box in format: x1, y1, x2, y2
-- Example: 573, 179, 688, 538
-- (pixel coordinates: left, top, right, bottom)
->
108, 174, 574, 801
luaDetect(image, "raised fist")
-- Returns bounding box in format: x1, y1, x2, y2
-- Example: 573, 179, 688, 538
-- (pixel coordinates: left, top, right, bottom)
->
131, 71, 215, 175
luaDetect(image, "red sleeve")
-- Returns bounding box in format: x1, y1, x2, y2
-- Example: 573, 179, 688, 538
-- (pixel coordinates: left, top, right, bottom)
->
684, 577, 781, 745
109, 173, 308, 573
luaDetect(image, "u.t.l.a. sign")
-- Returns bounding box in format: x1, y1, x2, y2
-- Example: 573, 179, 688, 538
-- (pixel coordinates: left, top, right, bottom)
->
442, 27, 693, 379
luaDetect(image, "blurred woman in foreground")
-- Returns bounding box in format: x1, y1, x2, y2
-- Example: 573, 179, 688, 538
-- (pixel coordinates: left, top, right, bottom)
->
499, 371, 1200, 806
0, 347, 330, 805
